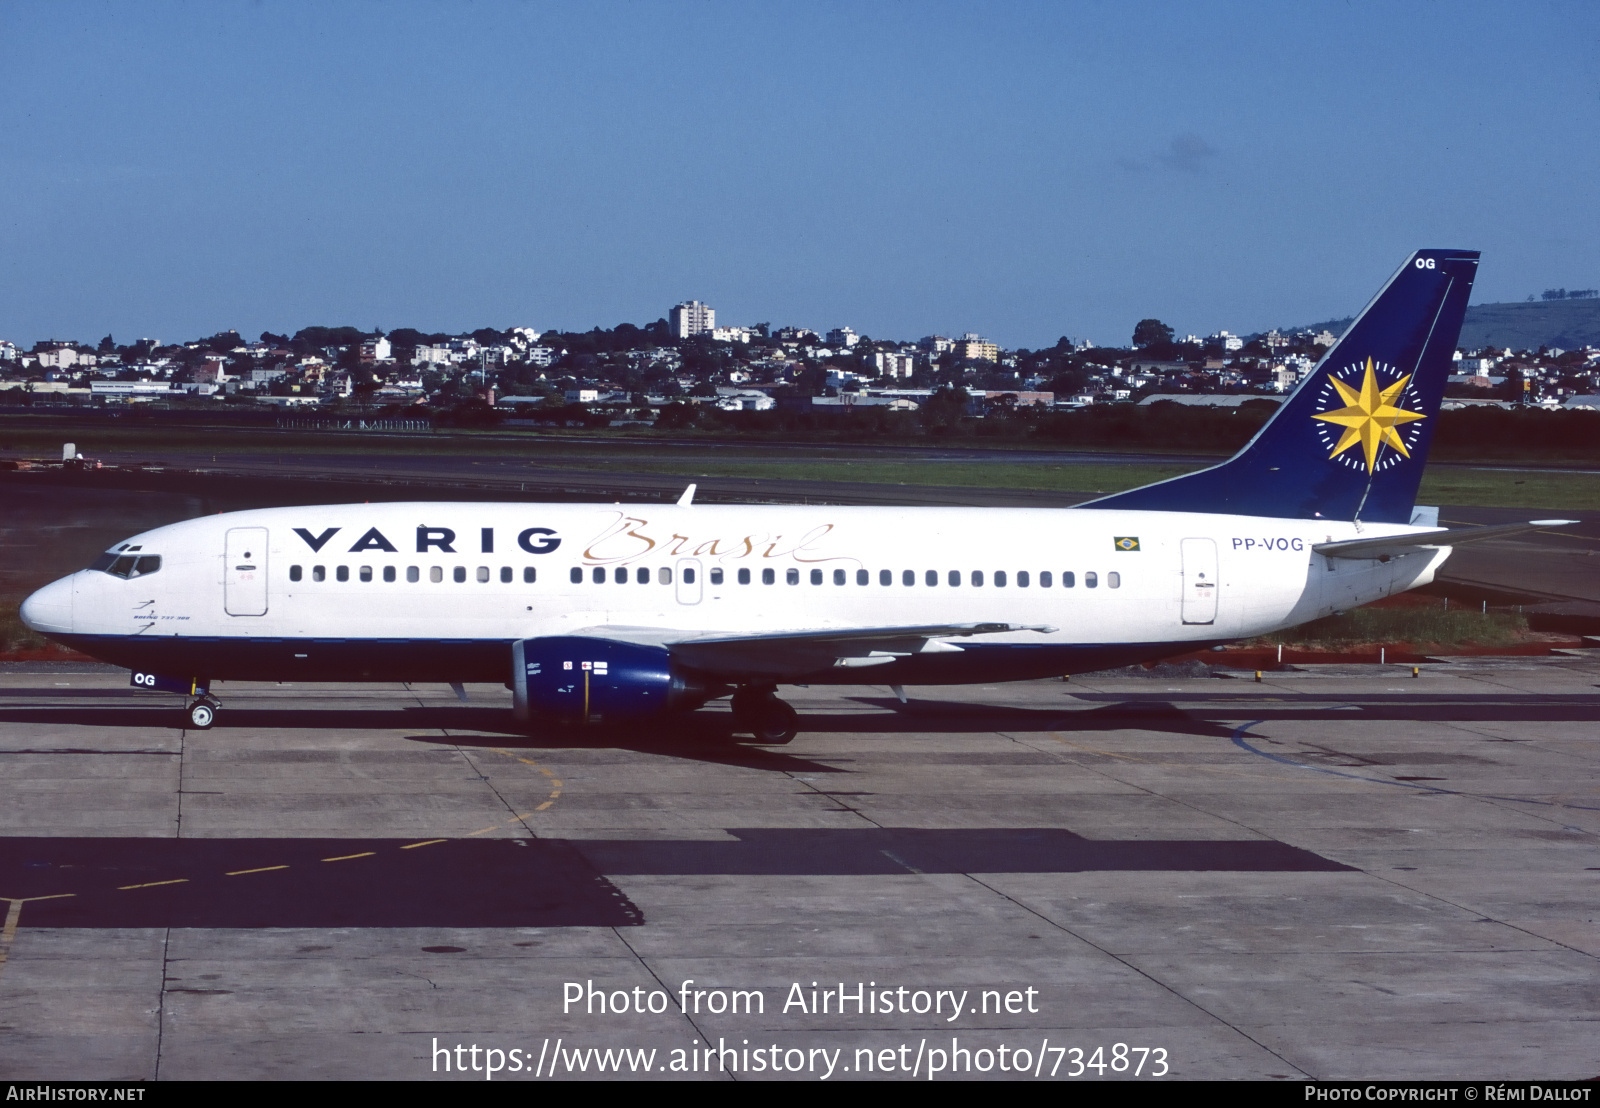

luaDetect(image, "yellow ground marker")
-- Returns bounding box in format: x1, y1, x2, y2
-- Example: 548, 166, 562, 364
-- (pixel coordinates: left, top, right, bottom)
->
2, 901, 23, 967
0, 752, 567, 987
0, 896, 75, 985
487, 753, 564, 816
0, 767, 570, 992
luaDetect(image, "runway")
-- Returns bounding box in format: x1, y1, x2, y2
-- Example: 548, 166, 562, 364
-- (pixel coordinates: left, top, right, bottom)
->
0, 656, 1595, 1080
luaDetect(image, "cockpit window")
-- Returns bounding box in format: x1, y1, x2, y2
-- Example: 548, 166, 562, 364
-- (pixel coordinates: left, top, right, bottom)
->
92, 553, 161, 579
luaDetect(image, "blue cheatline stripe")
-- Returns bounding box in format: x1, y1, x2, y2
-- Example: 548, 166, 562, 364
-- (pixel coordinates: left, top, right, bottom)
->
1229, 721, 1600, 812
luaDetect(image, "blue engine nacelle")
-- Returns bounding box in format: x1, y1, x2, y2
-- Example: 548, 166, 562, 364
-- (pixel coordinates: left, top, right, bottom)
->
511, 636, 710, 724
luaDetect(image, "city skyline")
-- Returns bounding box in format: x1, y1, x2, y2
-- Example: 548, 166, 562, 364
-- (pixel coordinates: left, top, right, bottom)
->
2, 1, 1597, 351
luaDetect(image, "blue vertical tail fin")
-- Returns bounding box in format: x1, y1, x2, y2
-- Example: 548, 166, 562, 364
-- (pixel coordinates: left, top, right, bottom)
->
1085, 249, 1479, 523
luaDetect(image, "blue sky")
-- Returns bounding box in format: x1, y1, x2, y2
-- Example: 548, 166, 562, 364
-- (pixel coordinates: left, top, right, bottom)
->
3, 0, 1597, 350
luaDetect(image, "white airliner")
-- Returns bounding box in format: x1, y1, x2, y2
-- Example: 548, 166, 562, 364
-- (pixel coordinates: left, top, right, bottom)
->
19, 250, 1569, 741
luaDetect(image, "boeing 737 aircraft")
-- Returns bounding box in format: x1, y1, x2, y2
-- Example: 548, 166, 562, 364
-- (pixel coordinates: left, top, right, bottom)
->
20, 250, 1570, 742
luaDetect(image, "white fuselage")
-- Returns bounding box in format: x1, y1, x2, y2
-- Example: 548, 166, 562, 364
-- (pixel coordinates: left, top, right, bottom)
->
24, 501, 1449, 683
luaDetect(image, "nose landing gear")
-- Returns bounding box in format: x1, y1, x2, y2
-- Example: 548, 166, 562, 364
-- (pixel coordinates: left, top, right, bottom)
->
730, 686, 799, 744
185, 696, 220, 730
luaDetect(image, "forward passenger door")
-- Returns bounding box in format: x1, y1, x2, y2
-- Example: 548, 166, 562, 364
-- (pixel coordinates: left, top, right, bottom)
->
224, 527, 269, 616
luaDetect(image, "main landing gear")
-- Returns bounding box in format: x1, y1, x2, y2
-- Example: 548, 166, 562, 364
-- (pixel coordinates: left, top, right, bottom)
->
185, 695, 220, 730
730, 686, 799, 745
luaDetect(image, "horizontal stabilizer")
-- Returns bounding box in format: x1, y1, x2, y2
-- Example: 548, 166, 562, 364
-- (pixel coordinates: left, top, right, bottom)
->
1313, 520, 1576, 561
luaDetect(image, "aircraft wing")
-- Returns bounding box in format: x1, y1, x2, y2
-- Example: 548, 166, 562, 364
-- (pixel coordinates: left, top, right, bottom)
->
1313, 519, 1577, 561
577, 622, 1057, 681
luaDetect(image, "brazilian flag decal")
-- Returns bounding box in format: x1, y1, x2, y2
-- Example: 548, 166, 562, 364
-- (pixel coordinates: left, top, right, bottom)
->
1114, 536, 1140, 552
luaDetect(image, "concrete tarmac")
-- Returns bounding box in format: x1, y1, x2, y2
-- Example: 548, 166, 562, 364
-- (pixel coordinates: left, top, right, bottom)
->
0, 657, 1596, 1081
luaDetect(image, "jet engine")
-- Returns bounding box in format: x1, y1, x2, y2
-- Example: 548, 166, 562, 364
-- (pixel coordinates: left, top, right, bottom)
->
511, 636, 715, 724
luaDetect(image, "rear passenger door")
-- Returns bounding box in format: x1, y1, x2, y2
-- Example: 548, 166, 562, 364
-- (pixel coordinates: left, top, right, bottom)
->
1180, 538, 1218, 625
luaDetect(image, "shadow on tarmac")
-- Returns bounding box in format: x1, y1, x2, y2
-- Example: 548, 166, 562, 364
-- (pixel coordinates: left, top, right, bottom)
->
5, 690, 1600, 762
2, 836, 640, 929
0, 828, 1348, 929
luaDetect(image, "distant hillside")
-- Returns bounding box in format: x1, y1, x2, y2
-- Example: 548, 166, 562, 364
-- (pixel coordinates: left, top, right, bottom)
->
1456, 299, 1600, 350
1272, 297, 1600, 351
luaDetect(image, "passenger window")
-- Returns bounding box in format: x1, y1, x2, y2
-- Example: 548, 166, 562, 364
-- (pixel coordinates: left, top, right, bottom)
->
453, 566, 466, 583
637, 567, 650, 584
880, 569, 892, 586
972, 570, 984, 587
384, 566, 396, 582
762, 568, 775, 585
903, 570, 915, 586
810, 569, 823, 585
659, 567, 673, 585
524, 567, 536, 583
683, 567, 696, 584
336, 565, 350, 582
614, 567, 629, 584
857, 569, 869, 586
477, 566, 490, 583
1108, 571, 1120, 588
407, 566, 420, 583
948, 570, 961, 587
359, 565, 372, 582
925, 570, 937, 586
500, 566, 512, 583
710, 568, 724, 585
1038, 571, 1050, 587
1085, 571, 1098, 589
994, 570, 1006, 587
570, 567, 582, 584
312, 565, 326, 582
1018, 570, 1030, 587
592, 567, 605, 584
430, 566, 444, 583
290, 565, 302, 582
1062, 571, 1074, 588
738, 568, 751, 585
787, 568, 800, 585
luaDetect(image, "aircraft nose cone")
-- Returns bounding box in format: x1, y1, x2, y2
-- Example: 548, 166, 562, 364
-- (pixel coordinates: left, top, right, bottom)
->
20, 577, 73, 634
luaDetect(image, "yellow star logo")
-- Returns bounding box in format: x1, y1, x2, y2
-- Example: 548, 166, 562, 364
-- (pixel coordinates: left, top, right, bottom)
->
1311, 357, 1425, 472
